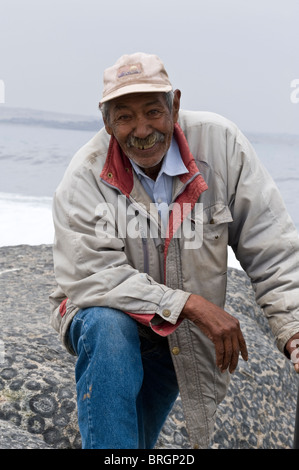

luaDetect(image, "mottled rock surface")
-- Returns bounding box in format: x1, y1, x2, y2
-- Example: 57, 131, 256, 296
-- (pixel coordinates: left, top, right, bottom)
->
0, 244, 298, 449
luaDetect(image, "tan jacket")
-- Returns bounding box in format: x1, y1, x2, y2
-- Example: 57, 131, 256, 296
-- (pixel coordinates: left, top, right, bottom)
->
49, 110, 299, 448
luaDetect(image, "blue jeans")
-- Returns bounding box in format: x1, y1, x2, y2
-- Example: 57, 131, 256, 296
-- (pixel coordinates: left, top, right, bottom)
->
69, 307, 179, 449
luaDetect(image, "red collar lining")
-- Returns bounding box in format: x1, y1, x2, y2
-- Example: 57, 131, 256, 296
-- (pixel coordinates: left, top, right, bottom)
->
100, 123, 204, 195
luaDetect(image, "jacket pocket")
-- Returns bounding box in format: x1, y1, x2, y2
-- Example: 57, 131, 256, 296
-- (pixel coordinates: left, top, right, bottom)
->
203, 203, 233, 242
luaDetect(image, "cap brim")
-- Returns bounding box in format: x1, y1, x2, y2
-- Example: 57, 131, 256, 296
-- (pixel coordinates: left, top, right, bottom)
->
100, 83, 172, 104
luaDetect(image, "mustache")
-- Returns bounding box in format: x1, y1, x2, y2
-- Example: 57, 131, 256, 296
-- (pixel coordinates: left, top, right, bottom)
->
127, 131, 165, 148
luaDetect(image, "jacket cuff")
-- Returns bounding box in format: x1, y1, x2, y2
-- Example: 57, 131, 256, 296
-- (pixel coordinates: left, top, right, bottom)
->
125, 290, 191, 337
156, 289, 191, 324
276, 323, 299, 357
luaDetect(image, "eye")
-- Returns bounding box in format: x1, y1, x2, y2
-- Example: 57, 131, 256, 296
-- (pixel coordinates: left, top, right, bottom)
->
118, 114, 131, 121
114, 114, 132, 124
147, 109, 162, 117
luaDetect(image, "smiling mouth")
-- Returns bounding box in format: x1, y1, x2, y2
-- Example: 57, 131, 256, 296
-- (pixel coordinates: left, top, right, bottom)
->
128, 132, 164, 150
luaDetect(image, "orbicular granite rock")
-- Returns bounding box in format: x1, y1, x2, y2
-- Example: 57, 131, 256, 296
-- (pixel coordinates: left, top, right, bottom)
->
0, 245, 298, 449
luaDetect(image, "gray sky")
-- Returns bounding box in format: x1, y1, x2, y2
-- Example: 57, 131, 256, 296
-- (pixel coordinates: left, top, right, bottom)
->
0, 0, 298, 134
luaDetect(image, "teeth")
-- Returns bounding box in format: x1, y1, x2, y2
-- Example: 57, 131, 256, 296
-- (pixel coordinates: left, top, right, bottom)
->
132, 134, 157, 150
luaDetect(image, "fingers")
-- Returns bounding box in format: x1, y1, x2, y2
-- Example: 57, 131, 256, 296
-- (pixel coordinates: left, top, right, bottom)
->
238, 330, 249, 362
215, 338, 238, 374
215, 329, 248, 374
288, 338, 299, 374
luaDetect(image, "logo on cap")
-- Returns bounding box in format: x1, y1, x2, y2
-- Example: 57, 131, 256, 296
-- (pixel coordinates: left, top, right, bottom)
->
117, 63, 142, 79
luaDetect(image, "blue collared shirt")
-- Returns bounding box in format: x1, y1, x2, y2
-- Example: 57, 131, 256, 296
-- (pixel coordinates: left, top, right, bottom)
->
130, 137, 189, 227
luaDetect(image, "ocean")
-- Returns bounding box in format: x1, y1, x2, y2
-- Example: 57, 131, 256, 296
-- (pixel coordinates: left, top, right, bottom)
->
0, 108, 298, 269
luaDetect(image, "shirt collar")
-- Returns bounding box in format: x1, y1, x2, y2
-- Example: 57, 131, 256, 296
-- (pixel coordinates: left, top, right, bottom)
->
130, 136, 189, 181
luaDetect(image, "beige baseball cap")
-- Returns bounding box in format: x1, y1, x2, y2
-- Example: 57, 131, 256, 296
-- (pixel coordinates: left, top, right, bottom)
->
100, 52, 173, 104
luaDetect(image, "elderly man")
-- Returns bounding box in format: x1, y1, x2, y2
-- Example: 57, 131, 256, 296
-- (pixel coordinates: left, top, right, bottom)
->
50, 52, 299, 449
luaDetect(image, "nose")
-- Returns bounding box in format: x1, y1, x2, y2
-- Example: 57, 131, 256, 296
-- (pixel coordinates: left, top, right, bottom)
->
132, 116, 152, 139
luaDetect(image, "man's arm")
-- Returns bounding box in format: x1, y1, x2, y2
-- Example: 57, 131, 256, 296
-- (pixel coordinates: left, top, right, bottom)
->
226, 128, 299, 371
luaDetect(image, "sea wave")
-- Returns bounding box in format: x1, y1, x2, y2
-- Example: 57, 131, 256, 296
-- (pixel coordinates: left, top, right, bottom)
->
0, 192, 54, 247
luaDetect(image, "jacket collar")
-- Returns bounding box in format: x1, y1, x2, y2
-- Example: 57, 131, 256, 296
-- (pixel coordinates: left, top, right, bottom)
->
100, 122, 207, 198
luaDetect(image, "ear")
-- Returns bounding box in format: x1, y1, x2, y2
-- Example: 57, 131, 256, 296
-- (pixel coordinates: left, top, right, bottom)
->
99, 101, 113, 136
103, 117, 113, 136
172, 89, 181, 123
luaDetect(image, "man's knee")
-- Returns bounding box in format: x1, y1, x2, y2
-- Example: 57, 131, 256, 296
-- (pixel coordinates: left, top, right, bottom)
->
70, 306, 139, 355
81, 306, 137, 334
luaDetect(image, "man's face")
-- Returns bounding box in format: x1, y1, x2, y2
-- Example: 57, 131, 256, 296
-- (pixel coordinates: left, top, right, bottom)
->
104, 90, 180, 177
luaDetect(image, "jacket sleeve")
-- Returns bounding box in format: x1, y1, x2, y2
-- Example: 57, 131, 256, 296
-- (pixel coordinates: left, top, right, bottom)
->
51, 163, 189, 335
227, 129, 299, 354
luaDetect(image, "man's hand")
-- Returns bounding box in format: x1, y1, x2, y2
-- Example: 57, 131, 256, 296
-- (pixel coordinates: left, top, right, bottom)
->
181, 294, 248, 373
286, 333, 299, 373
